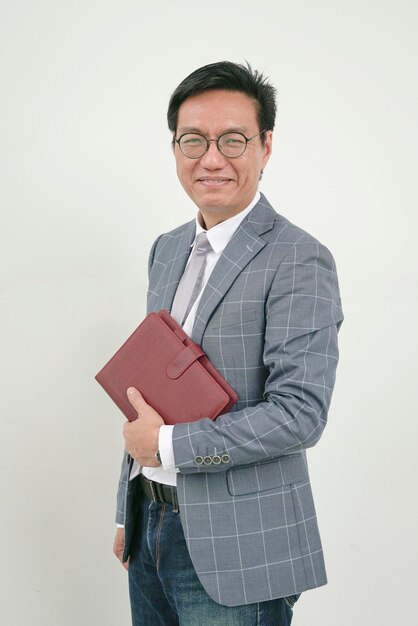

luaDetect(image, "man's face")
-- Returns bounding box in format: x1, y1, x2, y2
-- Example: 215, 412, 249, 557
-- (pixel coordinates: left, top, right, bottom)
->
173, 90, 272, 228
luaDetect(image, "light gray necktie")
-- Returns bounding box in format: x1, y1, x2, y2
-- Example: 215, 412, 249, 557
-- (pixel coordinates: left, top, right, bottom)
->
171, 232, 212, 326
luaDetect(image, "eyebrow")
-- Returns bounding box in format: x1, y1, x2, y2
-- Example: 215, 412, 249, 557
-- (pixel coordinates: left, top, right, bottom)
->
177, 126, 250, 135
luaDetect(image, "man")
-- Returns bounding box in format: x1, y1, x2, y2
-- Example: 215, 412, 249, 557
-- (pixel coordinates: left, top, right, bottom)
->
113, 61, 343, 625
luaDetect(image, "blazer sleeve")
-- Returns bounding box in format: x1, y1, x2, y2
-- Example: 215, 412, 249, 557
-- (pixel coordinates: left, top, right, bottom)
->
171, 240, 344, 473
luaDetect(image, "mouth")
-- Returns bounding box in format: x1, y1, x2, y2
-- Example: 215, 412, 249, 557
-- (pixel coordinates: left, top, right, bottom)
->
196, 177, 233, 187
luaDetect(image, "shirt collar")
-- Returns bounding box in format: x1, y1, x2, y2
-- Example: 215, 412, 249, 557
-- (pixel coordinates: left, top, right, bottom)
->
193, 191, 260, 255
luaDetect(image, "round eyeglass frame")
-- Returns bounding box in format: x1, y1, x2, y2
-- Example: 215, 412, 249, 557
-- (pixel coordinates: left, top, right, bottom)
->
173, 129, 267, 159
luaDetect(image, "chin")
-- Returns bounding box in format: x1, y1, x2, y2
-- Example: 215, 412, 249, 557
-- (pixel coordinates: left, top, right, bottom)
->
194, 192, 233, 210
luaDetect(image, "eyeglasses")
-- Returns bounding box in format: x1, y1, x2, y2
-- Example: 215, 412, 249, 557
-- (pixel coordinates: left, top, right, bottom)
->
174, 129, 266, 159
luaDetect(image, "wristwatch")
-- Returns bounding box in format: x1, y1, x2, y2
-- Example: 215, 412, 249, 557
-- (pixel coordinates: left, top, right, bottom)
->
155, 449, 162, 465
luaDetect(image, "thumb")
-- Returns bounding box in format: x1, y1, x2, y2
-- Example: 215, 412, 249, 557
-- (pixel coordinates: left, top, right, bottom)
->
126, 387, 147, 415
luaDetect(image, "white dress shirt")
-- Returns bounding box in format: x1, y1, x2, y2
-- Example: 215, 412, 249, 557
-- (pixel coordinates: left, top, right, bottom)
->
130, 192, 260, 486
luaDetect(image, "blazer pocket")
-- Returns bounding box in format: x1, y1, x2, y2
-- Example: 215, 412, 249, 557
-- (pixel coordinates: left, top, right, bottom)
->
226, 454, 308, 496
212, 308, 256, 329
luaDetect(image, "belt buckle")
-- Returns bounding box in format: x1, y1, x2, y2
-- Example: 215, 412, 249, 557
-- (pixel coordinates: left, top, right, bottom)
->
143, 475, 176, 508
147, 478, 164, 503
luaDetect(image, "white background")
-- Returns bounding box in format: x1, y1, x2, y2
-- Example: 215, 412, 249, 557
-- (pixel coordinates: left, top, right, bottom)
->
1, 1, 417, 624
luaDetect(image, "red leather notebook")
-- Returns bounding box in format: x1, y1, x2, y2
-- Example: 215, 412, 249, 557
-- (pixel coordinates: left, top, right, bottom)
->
95, 309, 237, 424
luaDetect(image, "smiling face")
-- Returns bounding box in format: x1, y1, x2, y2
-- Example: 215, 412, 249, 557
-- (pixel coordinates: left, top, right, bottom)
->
173, 90, 272, 229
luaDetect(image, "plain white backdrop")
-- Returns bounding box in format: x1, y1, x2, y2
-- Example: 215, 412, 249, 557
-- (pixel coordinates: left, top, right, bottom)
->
1, 1, 417, 624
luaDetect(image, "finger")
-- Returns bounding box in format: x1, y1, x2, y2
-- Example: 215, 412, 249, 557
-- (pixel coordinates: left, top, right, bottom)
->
126, 387, 147, 413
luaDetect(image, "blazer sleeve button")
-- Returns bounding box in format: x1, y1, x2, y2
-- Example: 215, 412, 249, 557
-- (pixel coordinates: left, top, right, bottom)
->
221, 453, 231, 464
212, 455, 221, 464
203, 456, 212, 465
194, 456, 204, 465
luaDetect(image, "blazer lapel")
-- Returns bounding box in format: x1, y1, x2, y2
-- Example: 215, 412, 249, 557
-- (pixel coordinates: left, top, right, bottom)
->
192, 194, 276, 345
153, 220, 196, 312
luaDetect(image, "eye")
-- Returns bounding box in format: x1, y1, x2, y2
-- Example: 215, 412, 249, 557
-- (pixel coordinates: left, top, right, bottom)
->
224, 136, 245, 145
181, 135, 205, 145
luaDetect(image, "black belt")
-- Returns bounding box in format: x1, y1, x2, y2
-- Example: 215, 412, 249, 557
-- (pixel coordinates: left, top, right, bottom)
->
139, 474, 179, 512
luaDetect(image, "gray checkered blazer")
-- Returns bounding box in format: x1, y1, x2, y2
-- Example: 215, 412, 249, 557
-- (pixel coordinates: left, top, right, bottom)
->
116, 194, 343, 607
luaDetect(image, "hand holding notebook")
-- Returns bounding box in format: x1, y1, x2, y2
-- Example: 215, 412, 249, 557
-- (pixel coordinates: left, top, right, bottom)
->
95, 309, 237, 424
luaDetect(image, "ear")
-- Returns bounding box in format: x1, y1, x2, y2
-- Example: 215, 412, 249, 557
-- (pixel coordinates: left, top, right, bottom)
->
261, 130, 273, 169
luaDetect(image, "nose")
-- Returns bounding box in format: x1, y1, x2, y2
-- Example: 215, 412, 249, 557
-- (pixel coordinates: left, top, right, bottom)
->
199, 140, 228, 169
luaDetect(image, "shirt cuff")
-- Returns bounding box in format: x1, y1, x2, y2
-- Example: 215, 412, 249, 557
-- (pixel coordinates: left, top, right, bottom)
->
158, 425, 176, 471
116, 524, 124, 528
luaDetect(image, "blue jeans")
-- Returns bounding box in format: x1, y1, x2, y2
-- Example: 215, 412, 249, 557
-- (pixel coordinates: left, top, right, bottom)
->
128, 492, 300, 625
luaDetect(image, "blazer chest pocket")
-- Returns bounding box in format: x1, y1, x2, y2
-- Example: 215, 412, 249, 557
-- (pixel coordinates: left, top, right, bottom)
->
226, 454, 308, 496
212, 308, 256, 329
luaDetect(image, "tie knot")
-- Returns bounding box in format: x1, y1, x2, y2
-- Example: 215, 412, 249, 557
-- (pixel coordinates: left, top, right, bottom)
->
194, 232, 212, 255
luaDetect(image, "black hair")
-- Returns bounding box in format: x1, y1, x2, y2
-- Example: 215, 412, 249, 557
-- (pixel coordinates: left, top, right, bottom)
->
167, 61, 277, 143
